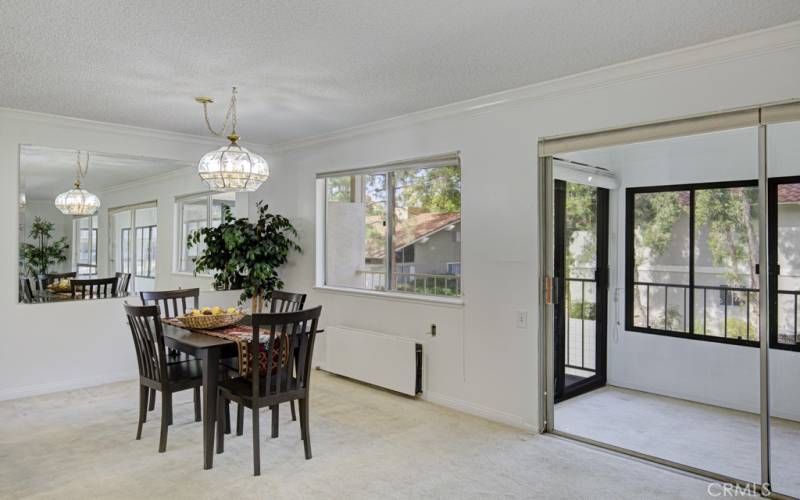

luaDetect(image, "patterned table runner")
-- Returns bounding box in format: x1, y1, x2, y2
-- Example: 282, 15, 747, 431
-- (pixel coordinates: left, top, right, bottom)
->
162, 318, 287, 377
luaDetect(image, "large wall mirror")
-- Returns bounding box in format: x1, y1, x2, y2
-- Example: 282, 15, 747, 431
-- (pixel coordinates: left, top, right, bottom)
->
17, 145, 243, 304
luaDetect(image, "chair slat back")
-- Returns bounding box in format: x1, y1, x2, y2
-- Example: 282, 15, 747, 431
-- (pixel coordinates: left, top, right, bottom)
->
140, 288, 199, 318
115, 272, 132, 293
19, 278, 34, 303
124, 303, 168, 384
268, 290, 307, 313
39, 272, 77, 290
71, 277, 118, 299
250, 306, 322, 402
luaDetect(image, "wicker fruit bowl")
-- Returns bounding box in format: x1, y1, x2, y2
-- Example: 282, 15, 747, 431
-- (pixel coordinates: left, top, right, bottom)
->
178, 307, 244, 330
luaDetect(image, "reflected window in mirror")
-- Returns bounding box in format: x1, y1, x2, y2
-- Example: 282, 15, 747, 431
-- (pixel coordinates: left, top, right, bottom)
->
73, 215, 98, 277
176, 192, 236, 273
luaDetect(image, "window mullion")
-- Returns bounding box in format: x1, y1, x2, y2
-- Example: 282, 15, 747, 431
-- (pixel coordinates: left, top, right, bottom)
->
386, 172, 394, 291
689, 189, 696, 335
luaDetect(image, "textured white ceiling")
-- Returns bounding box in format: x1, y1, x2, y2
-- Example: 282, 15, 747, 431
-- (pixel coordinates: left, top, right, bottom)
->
20, 145, 191, 201
1, 1, 799, 145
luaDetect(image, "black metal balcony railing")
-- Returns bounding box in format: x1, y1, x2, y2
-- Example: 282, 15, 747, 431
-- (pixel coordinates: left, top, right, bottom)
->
632, 281, 800, 345
565, 277, 597, 375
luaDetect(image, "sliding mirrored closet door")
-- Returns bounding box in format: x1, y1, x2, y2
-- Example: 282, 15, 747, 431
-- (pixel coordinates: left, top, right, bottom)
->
540, 102, 800, 496
767, 117, 800, 499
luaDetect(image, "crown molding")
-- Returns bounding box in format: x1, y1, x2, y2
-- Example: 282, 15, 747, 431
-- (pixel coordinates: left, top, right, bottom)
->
268, 20, 800, 154
0, 106, 270, 151
96, 164, 196, 195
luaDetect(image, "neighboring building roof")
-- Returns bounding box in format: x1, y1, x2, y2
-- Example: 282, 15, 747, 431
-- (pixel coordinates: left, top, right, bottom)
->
366, 212, 460, 259
778, 183, 800, 203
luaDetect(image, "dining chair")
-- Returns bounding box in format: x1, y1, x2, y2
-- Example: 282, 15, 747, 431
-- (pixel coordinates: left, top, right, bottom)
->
70, 277, 118, 299
19, 277, 35, 303
230, 290, 308, 434
124, 303, 203, 452
216, 306, 322, 476
140, 288, 200, 411
115, 272, 132, 294
139, 288, 200, 318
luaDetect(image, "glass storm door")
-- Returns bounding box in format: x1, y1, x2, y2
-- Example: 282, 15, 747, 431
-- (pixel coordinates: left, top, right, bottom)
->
553, 179, 609, 402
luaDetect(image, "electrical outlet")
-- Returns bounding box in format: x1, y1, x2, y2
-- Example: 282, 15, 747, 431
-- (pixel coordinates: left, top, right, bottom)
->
515, 310, 528, 329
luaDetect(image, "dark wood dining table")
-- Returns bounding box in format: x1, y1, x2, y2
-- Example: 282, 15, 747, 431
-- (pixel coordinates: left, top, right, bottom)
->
161, 317, 323, 470
161, 321, 237, 470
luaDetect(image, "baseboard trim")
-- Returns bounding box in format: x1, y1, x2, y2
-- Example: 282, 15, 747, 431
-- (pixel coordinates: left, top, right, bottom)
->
424, 391, 537, 432
0, 370, 139, 402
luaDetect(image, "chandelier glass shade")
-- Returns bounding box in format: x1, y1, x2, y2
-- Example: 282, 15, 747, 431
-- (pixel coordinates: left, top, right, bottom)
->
55, 182, 101, 216
195, 87, 269, 192
55, 151, 100, 215
198, 136, 269, 192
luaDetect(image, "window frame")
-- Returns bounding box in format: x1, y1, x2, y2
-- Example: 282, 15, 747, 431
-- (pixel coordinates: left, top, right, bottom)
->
175, 192, 236, 274
623, 178, 800, 350
134, 224, 157, 278
625, 180, 758, 347
317, 155, 462, 299
73, 215, 98, 276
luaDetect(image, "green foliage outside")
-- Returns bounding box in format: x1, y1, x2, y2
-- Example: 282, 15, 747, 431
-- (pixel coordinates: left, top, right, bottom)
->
20, 216, 69, 277
568, 301, 596, 320
188, 202, 301, 312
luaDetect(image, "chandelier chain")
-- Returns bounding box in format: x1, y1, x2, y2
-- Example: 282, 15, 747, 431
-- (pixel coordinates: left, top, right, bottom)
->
201, 87, 238, 138
75, 151, 90, 185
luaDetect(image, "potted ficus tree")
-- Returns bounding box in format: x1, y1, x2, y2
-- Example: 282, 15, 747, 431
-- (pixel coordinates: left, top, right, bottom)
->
20, 216, 69, 278
188, 201, 301, 313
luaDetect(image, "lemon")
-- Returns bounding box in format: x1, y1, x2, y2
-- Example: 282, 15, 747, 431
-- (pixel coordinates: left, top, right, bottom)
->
226, 307, 236, 314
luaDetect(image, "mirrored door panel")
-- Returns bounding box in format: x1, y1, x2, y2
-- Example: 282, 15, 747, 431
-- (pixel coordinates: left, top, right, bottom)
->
767, 120, 800, 499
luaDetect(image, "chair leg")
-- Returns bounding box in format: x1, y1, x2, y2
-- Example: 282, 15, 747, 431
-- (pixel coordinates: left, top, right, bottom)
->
148, 388, 156, 411
158, 391, 169, 453
216, 395, 225, 454
300, 399, 311, 459
236, 403, 244, 436
225, 399, 231, 434
290, 400, 297, 421
136, 385, 147, 440
194, 387, 201, 422
271, 405, 279, 438
252, 404, 261, 476
166, 392, 173, 426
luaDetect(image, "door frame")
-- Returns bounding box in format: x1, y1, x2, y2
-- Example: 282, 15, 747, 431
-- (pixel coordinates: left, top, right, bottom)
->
552, 179, 609, 403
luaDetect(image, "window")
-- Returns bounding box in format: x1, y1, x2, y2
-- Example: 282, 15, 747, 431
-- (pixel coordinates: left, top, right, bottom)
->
135, 225, 157, 278
321, 156, 461, 297
626, 180, 759, 346
74, 215, 98, 276
176, 192, 236, 273
120, 228, 130, 274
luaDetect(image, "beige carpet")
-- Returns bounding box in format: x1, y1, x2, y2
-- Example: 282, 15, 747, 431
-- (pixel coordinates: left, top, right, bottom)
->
0, 372, 712, 499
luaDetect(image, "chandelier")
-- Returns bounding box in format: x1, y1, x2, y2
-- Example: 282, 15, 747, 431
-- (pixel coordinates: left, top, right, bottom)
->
194, 87, 269, 192
54, 151, 101, 216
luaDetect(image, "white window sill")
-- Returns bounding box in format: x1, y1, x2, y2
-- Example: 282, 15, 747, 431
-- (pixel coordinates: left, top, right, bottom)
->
313, 285, 464, 308
171, 271, 213, 278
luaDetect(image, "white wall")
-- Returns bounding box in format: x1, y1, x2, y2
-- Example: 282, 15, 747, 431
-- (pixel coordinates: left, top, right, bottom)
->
253, 23, 800, 429
0, 108, 269, 401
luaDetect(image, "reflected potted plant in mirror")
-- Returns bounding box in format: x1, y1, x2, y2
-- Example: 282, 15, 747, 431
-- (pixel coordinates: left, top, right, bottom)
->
188, 201, 301, 313
20, 216, 69, 278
